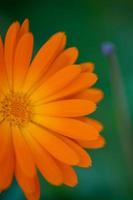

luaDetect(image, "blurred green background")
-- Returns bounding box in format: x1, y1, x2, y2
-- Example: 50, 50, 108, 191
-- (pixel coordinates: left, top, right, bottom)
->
0, 0, 133, 199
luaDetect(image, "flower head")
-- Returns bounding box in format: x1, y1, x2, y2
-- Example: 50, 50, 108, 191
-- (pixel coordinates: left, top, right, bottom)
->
0, 19, 105, 200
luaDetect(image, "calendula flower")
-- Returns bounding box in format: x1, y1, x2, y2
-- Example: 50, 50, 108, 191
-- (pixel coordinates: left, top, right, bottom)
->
0, 19, 105, 200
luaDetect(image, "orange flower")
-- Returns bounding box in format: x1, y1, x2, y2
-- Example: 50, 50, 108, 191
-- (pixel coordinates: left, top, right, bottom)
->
0, 19, 105, 200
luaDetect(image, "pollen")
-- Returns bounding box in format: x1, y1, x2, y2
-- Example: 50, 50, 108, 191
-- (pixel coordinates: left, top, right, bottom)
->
0, 92, 34, 127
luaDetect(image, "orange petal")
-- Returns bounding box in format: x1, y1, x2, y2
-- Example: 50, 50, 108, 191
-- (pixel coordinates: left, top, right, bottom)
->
24, 131, 63, 185
4, 21, 20, 89
15, 162, 40, 200
0, 122, 11, 163
80, 62, 94, 72
82, 118, 104, 132
59, 163, 78, 187
13, 32, 33, 91
0, 122, 14, 191
35, 99, 96, 117
32, 65, 81, 101
40, 72, 98, 104
26, 122, 79, 165
19, 19, 29, 38
23, 32, 66, 92
45, 47, 78, 78
35, 116, 99, 141
78, 136, 105, 149
58, 135, 92, 168
87, 88, 104, 103
0, 37, 4, 79
75, 89, 104, 103
0, 37, 8, 91
0, 149, 14, 191
12, 126, 36, 178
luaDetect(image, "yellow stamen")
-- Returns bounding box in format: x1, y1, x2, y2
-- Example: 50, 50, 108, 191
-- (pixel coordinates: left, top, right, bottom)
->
0, 92, 34, 127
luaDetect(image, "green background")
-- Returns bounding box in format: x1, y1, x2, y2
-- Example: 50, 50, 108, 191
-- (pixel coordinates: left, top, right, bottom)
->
0, 0, 133, 199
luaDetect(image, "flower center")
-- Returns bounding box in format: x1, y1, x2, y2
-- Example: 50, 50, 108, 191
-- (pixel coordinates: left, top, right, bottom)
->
0, 92, 34, 127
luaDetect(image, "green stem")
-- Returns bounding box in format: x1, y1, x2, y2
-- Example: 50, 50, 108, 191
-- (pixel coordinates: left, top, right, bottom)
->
102, 43, 133, 188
